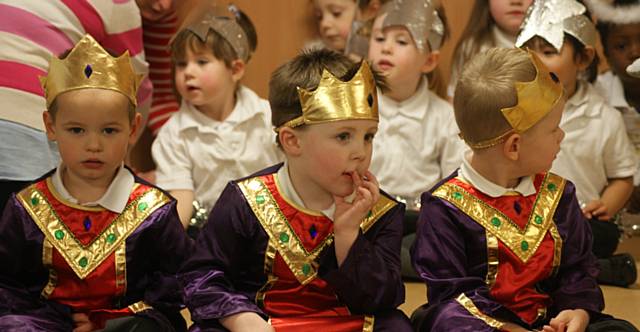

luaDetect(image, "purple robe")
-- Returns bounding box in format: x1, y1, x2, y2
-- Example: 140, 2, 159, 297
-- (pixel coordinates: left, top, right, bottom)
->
0, 171, 193, 332
179, 164, 412, 331
411, 171, 604, 331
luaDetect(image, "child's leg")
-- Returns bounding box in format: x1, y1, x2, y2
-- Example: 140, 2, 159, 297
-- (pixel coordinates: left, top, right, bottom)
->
102, 316, 164, 332
586, 317, 639, 332
0, 314, 73, 332
372, 309, 413, 332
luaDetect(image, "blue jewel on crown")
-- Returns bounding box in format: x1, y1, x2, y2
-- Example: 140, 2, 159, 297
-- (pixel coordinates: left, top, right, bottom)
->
84, 64, 93, 78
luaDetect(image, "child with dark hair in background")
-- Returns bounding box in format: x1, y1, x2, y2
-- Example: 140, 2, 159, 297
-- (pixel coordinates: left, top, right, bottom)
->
152, 4, 281, 230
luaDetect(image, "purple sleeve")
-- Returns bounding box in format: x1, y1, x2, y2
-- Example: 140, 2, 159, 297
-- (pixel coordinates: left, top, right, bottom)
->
0, 195, 69, 320
549, 182, 604, 313
134, 200, 194, 328
320, 202, 406, 313
411, 192, 507, 332
178, 183, 266, 329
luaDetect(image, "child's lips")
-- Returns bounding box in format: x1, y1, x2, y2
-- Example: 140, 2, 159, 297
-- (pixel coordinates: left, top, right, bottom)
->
82, 159, 104, 169
377, 60, 394, 70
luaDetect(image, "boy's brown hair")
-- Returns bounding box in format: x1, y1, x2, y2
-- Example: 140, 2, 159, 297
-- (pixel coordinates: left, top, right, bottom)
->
453, 47, 536, 148
269, 49, 385, 129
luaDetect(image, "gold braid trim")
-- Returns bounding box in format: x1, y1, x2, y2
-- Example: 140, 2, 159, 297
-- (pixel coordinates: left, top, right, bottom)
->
128, 301, 153, 313
456, 293, 505, 329
362, 315, 375, 332
485, 233, 499, 288
549, 224, 563, 277
18, 185, 170, 279
432, 173, 565, 263
41, 239, 56, 299
237, 176, 396, 285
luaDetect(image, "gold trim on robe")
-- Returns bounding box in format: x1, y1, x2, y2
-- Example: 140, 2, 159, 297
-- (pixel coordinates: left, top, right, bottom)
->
362, 315, 375, 332
41, 239, 57, 299
237, 176, 397, 285
17, 185, 170, 280
456, 293, 505, 329
549, 224, 563, 276
432, 173, 565, 263
485, 233, 499, 288
128, 301, 153, 313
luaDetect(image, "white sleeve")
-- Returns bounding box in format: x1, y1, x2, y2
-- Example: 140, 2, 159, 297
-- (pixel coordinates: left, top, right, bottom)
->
603, 108, 638, 179
151, 124, 194, 191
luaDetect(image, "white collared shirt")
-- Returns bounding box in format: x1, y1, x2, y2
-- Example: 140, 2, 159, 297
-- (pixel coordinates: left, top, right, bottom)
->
276, 163, 335, 219
370, 78, 465, 202
51, 164, 134, 213
459, 152, 536, 198
550, 81, 638, 203
152, 85, 282, 210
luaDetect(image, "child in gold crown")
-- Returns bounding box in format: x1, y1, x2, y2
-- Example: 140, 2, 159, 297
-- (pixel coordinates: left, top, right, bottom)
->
179, 49, 412, 331
411, 47, 638, 332
0, 35, 192, 332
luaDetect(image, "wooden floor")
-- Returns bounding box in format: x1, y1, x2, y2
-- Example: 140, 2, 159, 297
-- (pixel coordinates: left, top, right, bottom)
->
401, 236, 640, 328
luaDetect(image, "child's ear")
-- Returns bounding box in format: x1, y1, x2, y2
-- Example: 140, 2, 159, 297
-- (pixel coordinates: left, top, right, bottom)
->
278, 127, 303, 157
576, 45, 596, 71
43, 111, 56, 141
230, 59, 246, 83
360, 0, 382, 20
502, 133, 521, 161
128, 113, 143, 146
421, 50, 440, 74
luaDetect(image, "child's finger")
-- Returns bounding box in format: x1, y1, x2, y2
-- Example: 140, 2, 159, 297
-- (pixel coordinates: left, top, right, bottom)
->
351, 171, 363, 188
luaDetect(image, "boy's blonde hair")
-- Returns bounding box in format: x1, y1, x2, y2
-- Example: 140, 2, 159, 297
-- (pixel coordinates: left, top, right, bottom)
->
453, 47, 536, 148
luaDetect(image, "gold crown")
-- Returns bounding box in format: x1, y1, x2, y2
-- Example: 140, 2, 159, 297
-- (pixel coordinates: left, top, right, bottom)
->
39, 34, 144, 107
466, 50, 564, 149
279, 61, 378, 129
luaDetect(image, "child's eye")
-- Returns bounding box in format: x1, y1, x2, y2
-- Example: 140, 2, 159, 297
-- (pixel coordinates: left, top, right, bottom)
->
197, 59, 209, 66
396, 38, 409, 46
614, 42, 627, 51
365, 133, 376, 142
103, 128, 119, 135
68, 127, 84, 134
331, 10, 342, 18
336, 132, 351, 141
374, 36, 385, 43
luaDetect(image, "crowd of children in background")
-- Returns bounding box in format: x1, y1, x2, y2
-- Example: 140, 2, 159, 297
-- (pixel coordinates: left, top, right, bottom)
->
1, 0, 640, 331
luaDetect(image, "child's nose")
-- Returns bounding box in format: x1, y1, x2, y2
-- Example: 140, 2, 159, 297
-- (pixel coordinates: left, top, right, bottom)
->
86, 133, 102, 152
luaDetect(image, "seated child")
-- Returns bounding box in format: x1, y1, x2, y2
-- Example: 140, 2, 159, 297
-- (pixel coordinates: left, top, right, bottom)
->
411, 47, 638, 332
589, 0, 640, 213
517, 0, 638, 286
367, 0, 464, 279
367, 0, 464, 211
179, 49, 412, 331
152, 5, 280, 229
0, 35, 192, 332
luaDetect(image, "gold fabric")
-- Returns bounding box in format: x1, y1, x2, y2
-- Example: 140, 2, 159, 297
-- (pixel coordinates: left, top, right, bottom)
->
464, 51, 563, 149
237, 176, 396, 285
485, 233, 499, 288
362, 315, 375, 332
115, 243, 127, 292
279, 61, 378, 129
41, 239, 57, 299
432, 173, 565, 263
17, 185, 170, 280
128, 301, 153, 313
455, 293, 505, 329
549, 224, 563, 276
39, 34, 143, 107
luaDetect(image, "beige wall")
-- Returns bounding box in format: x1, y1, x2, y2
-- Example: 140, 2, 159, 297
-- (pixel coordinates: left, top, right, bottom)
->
218, 0, 474, 98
